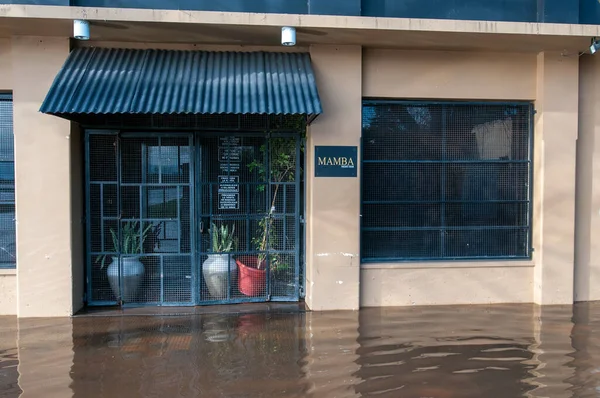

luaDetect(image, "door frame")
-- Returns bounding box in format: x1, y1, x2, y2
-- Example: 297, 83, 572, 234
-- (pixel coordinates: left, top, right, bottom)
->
194, 131, 303, 305
84, 129, 305, 307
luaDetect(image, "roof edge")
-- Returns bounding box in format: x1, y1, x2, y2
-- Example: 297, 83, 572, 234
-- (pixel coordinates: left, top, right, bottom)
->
40, 48, 323, 119
2, 4, 600, 38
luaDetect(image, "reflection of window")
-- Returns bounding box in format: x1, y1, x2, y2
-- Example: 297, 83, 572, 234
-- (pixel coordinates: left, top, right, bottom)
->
361, 101, 532, 261
147, 145, 190, 180
0, 94, 16, 268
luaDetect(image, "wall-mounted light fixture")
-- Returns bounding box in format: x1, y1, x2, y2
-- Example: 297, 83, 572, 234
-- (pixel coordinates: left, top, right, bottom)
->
74, 20, 90, 41
281, 27, 296, 46
591, 37, 600, 54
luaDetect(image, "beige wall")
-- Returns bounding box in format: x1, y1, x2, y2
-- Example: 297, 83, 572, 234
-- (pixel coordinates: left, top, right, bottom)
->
0, 39, 11, 91
359, 49, 538, 308
363, 49, 537, 100
12, 36, 76, 317
0, 272, 17, 315
305, 45, 362, 311
534, 52, 578, 305
357, 48, 583, 308
0, 39, 16, 316
575, 54, 600, 302
361, 266, 533, 307
0, 40, 589, 314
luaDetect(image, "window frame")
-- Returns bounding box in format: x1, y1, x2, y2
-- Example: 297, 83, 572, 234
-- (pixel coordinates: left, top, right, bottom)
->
360, 99, 534, 263
0, 93, 16, 269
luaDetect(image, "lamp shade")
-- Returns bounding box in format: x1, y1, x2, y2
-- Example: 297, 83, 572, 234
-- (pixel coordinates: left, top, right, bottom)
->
74, 20, 90, 40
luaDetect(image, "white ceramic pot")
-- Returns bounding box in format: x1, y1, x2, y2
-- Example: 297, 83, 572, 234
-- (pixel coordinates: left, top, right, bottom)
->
202, 254, 237, 299
106, 256, 145, 302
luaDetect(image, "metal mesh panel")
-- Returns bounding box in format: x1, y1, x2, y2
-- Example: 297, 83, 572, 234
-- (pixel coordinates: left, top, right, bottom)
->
361, 101, 532, 261
0, 94, 15, 269
88, 134, 118, 302
87, 128, 302, 306
198, 134, 301, 304
87, 133, 194, 305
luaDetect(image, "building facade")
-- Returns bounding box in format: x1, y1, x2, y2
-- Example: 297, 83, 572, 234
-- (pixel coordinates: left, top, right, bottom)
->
0, 1, 599, 317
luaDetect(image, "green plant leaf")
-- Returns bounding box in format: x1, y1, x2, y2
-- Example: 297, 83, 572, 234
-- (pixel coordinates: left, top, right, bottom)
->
110, 229, 118, 252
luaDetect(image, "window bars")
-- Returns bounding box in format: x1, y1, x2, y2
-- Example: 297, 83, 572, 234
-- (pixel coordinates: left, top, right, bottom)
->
361, 100, 533, 261
0, 94, 16, 269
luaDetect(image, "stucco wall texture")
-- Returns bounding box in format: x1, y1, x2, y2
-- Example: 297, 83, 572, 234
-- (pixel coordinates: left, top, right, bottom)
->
0, 35, 597, 315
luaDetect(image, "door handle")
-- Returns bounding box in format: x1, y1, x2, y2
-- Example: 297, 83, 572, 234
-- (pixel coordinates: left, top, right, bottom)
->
199, 217, 210, 234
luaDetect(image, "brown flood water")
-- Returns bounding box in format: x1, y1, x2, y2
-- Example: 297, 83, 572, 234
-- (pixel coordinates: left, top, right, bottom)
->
1, 303, 600, 398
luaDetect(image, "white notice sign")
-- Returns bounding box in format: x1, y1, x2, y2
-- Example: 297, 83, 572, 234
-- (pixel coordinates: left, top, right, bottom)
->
218, 175, 239, 193
218, 193, 239, 210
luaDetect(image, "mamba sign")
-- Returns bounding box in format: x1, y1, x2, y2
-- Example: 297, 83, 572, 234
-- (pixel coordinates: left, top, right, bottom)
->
314, 146, 358, 177
318, 157, 355, 167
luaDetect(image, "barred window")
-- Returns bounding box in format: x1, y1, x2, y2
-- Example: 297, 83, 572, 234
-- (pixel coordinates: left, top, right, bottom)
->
361, 101, 532, 261
0, 94, 15, 268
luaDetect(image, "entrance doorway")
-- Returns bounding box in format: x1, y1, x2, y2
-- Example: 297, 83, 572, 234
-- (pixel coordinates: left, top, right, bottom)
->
85, 129, 304, 306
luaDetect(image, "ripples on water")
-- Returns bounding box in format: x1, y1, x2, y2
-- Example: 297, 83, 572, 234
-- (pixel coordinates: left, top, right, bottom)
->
1, 303, 600, 397
0, 317, 20, 398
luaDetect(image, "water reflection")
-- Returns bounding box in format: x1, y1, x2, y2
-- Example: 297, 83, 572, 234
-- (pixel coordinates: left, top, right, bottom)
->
1, 303, 600, 397
0, 317, 20, 397
354, 306, 538, 398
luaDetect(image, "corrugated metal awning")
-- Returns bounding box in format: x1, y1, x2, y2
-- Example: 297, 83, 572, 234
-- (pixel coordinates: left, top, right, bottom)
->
40, 48, 322, 121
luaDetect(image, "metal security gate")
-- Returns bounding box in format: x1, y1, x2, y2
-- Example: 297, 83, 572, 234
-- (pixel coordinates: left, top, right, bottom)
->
85, 130, 303, 306
86, 133, 195, 306
197, 133, 302, 304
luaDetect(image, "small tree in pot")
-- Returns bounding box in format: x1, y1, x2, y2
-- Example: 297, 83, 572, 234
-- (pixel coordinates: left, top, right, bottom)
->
237, 137, 296, 296
96, 221, 154, 302
202, 223, 238, 299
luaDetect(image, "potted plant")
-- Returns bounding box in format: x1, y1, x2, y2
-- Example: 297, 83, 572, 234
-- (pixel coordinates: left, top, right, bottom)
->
202, 223, 238, 299
96, 221, 153, 302
237, 137, 296, 296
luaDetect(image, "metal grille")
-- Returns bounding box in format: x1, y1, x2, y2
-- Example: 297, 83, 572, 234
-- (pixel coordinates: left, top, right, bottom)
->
86, 133, 194, 305
361, 100, 533, 261
86, 128, 303, 306
0, 94, 15, 269
198, 133, 301, 304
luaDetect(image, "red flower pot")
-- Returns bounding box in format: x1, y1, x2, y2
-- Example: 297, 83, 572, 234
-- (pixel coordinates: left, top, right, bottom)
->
236, 256, 266, 297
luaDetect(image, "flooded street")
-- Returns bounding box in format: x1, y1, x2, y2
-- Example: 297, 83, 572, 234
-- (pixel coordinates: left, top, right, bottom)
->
1, 303, 600, 397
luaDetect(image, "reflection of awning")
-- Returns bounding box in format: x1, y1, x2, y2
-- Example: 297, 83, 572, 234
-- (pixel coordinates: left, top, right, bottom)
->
40, 48, 322, 122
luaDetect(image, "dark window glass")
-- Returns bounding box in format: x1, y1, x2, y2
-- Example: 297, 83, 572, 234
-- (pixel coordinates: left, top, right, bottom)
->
361, 101, 532, 261
0, 94, 15, 268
